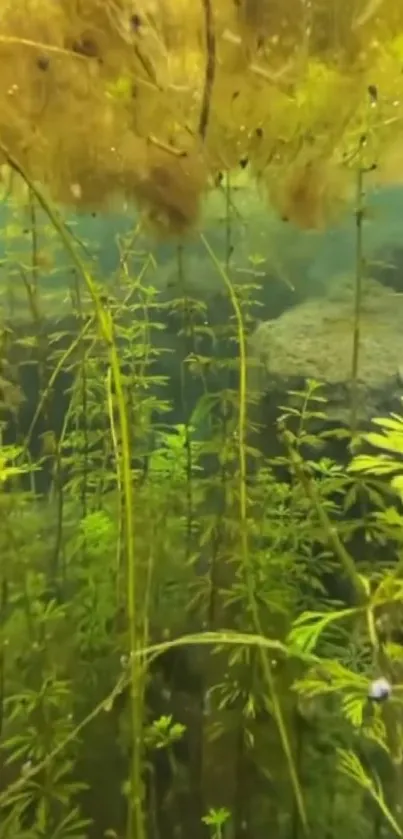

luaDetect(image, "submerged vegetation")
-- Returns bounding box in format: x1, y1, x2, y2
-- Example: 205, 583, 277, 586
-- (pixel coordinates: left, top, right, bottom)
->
1, 169, 403, 839
1, 2, 403, 839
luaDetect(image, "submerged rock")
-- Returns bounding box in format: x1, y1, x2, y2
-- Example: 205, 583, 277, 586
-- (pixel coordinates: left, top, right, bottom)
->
249, 277, 403, 427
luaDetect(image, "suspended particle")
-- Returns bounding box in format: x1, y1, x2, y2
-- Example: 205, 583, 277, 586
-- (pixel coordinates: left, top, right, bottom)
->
70, 183, 82, 200
130, 14, 142, 32
72, 37, 99, 58
36, 55, 50, 71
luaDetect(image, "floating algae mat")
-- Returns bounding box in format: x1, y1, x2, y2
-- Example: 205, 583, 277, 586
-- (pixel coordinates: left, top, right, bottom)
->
0, 0, 403, 233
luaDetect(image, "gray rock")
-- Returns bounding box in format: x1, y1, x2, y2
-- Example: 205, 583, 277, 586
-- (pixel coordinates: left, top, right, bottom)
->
249, 277, 403, 425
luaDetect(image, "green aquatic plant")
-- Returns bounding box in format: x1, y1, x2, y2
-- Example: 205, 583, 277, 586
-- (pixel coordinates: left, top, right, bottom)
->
202, 807, 231, 839
0, 145, 148, 839
350, 410, 403, 500
0, 527, 89, 839
284, 394, 403, 837
0, 675, 89, 839
201, 233, 308, 831
0, 445, 28, 484
1, 133, 403, 839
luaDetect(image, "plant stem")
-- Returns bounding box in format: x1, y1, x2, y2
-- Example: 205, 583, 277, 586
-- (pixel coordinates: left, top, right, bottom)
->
0, 145, 145, 839
201, 233, 308, 833
281, 426, 366, 604
350, 146, 365, 437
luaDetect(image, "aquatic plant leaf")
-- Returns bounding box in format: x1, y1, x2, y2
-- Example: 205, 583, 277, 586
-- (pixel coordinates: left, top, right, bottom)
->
294, 659, 368, 700
365, 433, 403, 454
289, 608, 360, 653
391, 475, 403, 499
372, 416, 403, 432
384, 643, 403, 662
349, 454, 396, 475
338, 749, 371, 787
202, 807, 231, 828
48, 806, 91, 839
375, 506, 403, 527
362, 715, 388, 752
338, 750, 402, 836
341, 694, 365, 727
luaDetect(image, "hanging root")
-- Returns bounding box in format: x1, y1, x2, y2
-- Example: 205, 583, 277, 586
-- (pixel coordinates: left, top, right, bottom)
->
198, 0, 216, 140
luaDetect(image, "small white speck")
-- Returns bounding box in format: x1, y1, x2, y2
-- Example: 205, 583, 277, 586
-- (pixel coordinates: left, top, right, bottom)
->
368, 676, 392, 701
70, 183, 82, 199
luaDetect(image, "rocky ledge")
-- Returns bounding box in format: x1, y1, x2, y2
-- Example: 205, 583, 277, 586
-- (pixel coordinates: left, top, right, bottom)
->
249, 277, 403, 428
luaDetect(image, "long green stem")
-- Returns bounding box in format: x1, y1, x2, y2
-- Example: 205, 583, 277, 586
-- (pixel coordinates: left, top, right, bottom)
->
201, 233, 308, 833
281, 428, 367, 605
350, 157, 365, 437
0, 146, 144, 839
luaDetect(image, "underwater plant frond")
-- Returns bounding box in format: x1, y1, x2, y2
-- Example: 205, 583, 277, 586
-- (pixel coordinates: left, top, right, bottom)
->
202, 233, 308, 832
0, 628, 314, 812
350, 409, 403, 499
338, 749, 403, 837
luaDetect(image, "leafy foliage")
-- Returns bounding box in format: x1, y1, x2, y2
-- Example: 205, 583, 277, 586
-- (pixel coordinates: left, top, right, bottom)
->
1, 185, 403, 839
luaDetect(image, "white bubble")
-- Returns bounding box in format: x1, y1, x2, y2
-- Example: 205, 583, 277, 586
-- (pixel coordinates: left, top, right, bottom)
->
368, 677, 392, 701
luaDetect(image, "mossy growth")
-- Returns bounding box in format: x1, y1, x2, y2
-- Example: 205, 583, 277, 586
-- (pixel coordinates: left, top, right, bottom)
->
0, 0, 402, 234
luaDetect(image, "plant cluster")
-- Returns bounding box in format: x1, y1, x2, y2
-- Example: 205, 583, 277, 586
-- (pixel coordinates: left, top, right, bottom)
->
0, 162, 403, 839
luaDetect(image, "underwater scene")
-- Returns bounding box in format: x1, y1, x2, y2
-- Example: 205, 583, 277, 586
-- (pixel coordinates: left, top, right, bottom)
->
4, 2, 403, 839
